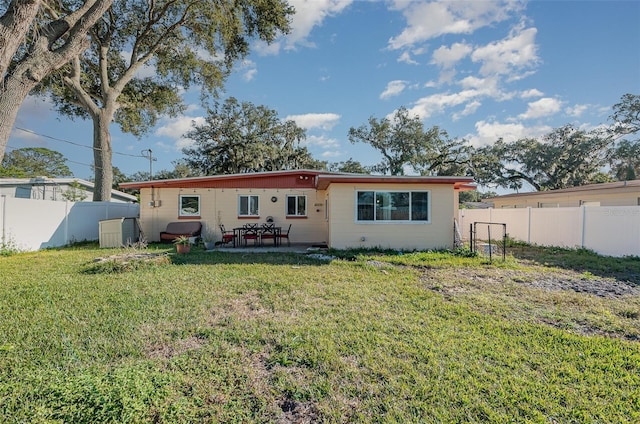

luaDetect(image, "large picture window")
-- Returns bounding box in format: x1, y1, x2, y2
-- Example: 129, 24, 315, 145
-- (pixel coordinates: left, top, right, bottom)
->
238, 195, 259, 216
179, 195, 200, 217
356, 190, 429, 222
286, 195, 307, 217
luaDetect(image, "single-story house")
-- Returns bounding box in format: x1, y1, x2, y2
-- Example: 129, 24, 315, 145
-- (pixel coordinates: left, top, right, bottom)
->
488, 179, 640, 208
120, 170, 475, 250
0, 177, 137, 203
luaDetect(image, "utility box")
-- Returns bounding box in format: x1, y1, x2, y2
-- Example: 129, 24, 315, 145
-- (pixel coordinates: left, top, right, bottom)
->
99, 217, 140, 248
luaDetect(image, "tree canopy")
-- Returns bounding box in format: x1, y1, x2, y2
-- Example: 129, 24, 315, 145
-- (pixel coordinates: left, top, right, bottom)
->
348, 107, 469, 176
472, 126, 613, 191
36, 0, 293, 200
0, 147, 71, 177
182, 98, 321, 175
327, 158, 370, 174
608, 93, 640, 181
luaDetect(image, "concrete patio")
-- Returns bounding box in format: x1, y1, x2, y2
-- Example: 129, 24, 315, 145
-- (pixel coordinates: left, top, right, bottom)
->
206, 242, 326, 254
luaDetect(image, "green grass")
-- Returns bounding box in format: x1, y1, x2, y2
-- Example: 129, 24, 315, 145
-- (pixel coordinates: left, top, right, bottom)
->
1, 244, 639, 422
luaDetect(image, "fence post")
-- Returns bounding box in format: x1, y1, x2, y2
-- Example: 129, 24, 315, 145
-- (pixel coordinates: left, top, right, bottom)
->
1, 195, 5, 244
64, 201, 70, 245
581, 205, 586, 248
527, 207, 532, 244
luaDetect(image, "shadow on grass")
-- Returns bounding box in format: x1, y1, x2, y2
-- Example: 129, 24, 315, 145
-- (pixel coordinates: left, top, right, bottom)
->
508, 244, 640, 285
168, 248, 331, 266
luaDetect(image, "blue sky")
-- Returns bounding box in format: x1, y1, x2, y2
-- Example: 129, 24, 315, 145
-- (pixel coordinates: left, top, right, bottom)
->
7, 0, 640, 192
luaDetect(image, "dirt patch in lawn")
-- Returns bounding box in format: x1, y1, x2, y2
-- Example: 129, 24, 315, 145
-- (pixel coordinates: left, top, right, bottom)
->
425, 267, 640, 299
420, 265, 640, 341
145, 335, 206, 360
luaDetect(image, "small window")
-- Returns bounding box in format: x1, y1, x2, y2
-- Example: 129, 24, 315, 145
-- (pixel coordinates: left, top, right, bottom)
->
286, 195, 307, 216
15, 186, 32, 199
179, 195, 200, 217
239, 195, 259, 216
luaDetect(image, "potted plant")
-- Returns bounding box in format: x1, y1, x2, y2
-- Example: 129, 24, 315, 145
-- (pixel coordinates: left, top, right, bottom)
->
173, 235, 191, 254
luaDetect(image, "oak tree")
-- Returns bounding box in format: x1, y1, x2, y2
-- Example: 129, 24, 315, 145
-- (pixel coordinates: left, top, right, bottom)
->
348, 107, 470, 176
38, 0, 292, 200
182, 98, 318, 175
472, 125, 612, 191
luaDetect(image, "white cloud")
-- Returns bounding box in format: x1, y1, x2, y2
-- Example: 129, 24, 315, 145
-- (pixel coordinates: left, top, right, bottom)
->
155, 115, 206, 150
407, 90, 482, 119
243, 68, 258, 81
10, 127, 45, 144
458, 76, 498, 92
431, 42, 472, 68
321, 150, 343, 158
285, 113, 341, 130
565, 104, 589, 117
398, 51, 418, 65
468, 120, 552, 147
256, 0, 352, 54
407, 77, 507, 120
388, 0, 523, 50
471, 26, 539, 77
518, 97, 563, 120
452, 100, 481, 121
380, 80, 408, 99
520, 88, 544, 98
304, 134, 340, 149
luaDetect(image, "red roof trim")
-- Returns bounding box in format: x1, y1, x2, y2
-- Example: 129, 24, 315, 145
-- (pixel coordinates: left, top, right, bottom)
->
315, 175, 475, 190
119, 170, 475, 191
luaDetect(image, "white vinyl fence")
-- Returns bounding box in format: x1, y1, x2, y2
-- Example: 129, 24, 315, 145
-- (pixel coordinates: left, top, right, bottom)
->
459, 206, 640, 257
0, 196, 139, 251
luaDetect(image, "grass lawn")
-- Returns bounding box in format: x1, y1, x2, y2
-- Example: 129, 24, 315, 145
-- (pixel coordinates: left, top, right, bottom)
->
1, 244, 639, 422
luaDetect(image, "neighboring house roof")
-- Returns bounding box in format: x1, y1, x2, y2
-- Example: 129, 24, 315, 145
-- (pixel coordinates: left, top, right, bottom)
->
119, 169, 476, 190
486, 179, 640, 201
0, 177, 138, 202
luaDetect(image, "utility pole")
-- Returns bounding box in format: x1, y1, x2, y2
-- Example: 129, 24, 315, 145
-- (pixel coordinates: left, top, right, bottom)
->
141, 149, 157, 180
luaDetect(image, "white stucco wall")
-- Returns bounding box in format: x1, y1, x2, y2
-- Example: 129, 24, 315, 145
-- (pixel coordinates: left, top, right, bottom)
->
139, 187, 328, 243
327, 183, 456, 250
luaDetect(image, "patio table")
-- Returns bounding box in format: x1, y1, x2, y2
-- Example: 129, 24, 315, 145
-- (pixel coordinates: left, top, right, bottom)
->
233, 226, 281, 247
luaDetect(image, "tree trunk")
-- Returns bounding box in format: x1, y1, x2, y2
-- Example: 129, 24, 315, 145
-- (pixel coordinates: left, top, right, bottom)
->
0, 0, 114, 162
0, 68, 41, 160
92, 110, 113, 201
0, 0, 41, 79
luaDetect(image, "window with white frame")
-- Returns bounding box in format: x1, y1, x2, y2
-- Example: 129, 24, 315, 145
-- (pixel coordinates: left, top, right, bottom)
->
179, 195, 200, 217
238, 195, 259, 216
356, 190, 429, 222
286, 195, 307, 216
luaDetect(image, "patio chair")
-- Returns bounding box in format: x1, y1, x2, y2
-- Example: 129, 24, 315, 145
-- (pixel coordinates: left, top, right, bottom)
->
242, 224, 260, 246
219, 224, 236, 246
278, 224, 292, 246
260, 223, 277, 246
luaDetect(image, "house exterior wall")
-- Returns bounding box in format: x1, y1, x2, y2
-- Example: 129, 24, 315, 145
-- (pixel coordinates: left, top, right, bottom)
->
326, 183, 455, 250
139, 187, 328, 243
492, 187, 640, 208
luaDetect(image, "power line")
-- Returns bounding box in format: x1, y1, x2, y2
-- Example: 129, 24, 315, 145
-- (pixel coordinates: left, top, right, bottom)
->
13, 126, 148, 159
